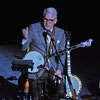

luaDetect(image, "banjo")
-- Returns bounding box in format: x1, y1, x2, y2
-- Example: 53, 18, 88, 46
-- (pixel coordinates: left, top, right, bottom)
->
64, 38, 93, 98
23, 38, 93, 80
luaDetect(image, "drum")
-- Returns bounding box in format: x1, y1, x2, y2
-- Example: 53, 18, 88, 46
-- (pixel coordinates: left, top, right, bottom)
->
23, 51, 45, 79
65, 74, 82, 98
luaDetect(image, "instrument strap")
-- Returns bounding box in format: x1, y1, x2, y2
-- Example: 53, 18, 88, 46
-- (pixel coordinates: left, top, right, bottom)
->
45, 27, 55, 68
48, 27, 55, 53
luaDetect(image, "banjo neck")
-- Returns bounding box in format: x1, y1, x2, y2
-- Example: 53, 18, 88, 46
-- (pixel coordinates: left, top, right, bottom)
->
66, 39, 77, 100
67, 40, 71, 76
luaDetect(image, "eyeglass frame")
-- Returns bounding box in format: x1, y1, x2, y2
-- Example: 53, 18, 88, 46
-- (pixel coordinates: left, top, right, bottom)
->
43, 17, 56, 23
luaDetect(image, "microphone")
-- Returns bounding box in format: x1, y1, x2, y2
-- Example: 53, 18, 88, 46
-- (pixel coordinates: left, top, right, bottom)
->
43, 30, 55, 42
47, 31, 55, 42
37, 65, 44, 69
43, 31, 52, 38
42, 32, 47, 39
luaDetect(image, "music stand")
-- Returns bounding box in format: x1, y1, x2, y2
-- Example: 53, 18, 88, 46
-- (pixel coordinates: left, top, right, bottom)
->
11, 59, 34, 99
11, 59, 34, 73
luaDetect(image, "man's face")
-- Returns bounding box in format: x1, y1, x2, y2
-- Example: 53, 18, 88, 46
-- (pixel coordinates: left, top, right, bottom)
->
43, 12, 57, 30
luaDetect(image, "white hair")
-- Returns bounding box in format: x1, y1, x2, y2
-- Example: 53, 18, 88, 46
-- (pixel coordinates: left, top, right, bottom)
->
43, 7, 57, 18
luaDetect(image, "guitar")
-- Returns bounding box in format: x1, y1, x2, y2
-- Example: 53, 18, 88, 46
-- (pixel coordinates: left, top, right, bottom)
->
64, 39, 93, 99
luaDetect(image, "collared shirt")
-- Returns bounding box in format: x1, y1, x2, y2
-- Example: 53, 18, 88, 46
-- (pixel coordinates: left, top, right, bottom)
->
45, 27, 53, 43
22, 39, 27, 45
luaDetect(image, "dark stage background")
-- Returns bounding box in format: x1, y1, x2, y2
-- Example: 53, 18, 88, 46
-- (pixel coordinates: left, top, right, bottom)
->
0, 1, 100, 44
0, 1, 100, 99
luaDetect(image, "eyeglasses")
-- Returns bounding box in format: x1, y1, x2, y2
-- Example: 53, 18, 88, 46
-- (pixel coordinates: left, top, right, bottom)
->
43, 18, 55, 23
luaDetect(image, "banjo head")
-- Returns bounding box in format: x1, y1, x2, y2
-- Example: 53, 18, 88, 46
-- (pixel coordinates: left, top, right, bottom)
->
23, 51, 44, 73
65, 74, 82, 98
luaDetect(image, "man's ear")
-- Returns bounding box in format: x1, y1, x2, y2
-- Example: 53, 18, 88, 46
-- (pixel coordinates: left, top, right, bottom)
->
54, 18, 57, 24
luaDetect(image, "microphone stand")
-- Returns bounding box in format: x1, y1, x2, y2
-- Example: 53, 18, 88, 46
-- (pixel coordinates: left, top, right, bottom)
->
48, 35, 68, 99
45, 31, 65, 74
42, 32, 63, 99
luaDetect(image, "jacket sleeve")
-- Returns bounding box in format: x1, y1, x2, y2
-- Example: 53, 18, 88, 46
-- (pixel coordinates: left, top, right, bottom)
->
21, 25, 34, 51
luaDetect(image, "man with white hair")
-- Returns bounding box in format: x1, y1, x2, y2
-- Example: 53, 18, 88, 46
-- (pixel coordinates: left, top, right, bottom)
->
21, 7, 66, 100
